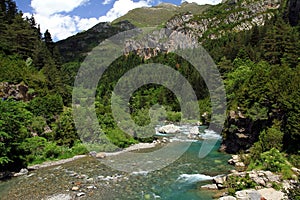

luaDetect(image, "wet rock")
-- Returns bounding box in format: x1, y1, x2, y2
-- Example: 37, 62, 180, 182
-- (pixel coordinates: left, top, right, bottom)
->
76, 192, 85, 197
201, 184, 218, 190
96, 152, 106, 159
158, 124, 180, 134
161, 137, 169, 143
13, 168, 29, 177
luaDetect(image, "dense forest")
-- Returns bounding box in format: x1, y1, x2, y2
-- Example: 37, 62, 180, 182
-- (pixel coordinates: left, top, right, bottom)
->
0, 1, 299, 193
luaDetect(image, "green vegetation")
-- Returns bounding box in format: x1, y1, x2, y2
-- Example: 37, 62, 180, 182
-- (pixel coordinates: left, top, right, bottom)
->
226, 173, 258, 195
0, 0, 87, 171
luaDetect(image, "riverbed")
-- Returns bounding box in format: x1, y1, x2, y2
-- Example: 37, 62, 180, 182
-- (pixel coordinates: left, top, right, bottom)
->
0, 127, 233, 200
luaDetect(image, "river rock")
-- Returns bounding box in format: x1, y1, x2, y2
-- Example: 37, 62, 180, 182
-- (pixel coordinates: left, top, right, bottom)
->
76, 192, 85, 197
89, 151, 97, 157
228, 155, 240, 165
71, 186, 80, 191
257, 188, 285, 200
235, 189, 261, 199
189, 126, 199, 135
46, 194, 72, 200
87, 185, 96, 189
13, 168, 29, 177
214, 175, 227, 189
96, 152, 106, 159
219, 196, 236, 200
158, 124, 180, 134
201, 184, 218, 190
162, 137, 169, 143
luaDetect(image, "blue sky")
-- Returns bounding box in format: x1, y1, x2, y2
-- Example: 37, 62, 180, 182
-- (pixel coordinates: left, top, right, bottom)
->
15, 0, 221, 41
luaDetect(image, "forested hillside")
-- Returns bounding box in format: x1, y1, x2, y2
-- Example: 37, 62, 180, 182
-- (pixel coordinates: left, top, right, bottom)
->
0, 0, 299, 188
0, 0, 87, 171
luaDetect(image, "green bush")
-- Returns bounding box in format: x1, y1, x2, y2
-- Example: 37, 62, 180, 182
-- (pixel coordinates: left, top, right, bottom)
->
70, 142, 88, 155
249, 148, 294, 179
166, 111, 181, 122
226, 173, 258, 194
106, 129, 136, 148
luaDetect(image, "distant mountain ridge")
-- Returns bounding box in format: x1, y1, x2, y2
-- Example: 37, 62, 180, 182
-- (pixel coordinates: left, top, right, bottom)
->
112, 2, 211, 27
56, 0, 296, 63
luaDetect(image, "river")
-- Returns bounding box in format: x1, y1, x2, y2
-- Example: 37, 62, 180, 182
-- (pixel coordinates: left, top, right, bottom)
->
0, 126, 233, 200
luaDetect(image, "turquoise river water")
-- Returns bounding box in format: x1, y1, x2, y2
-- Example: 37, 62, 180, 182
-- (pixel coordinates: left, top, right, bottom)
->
0, 127, 233, 200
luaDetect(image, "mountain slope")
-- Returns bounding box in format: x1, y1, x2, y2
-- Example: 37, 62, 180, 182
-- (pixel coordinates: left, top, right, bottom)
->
112, 2, 211, 27
56, 21, 135, 63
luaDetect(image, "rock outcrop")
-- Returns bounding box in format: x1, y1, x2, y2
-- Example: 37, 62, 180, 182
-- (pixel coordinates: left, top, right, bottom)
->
0, 82, 33, 101
166, 0, 281, 41
158, 124, 180, 134
221, 109, 267, 154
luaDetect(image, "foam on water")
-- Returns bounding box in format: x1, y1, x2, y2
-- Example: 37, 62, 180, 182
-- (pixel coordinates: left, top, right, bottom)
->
176, 174, 213, 184
201, 129, 222, 140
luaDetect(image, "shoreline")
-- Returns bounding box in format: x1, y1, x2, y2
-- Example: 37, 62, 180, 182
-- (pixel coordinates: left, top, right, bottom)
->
27, 142, 156, 171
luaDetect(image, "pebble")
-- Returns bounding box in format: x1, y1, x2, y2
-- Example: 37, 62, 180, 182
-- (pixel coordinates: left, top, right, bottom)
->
71, 186, 80, 191
27, 173, 35, 178
87, 185, 96, 189
76, 192, 85, 197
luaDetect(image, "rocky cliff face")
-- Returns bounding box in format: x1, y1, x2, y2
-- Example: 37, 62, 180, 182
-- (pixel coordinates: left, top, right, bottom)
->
166, 0, 281, 41
220, 110, 268, 154
120, 0, 283, 61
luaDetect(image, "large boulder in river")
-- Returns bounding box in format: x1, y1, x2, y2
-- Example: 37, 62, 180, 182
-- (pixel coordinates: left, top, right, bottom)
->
158, 124, 180, 134
189, 126, 200, 135
13, 168, 28, 177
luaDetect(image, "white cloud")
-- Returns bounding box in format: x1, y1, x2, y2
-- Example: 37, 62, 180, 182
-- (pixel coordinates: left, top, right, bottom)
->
31, 0, 89, 16
34, 13, 78, 40
75, 17, 100, 30
98, 0, 151, 22
181, 0, 222, 5
28, 0, 152, 41
103, 0, 113, 5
